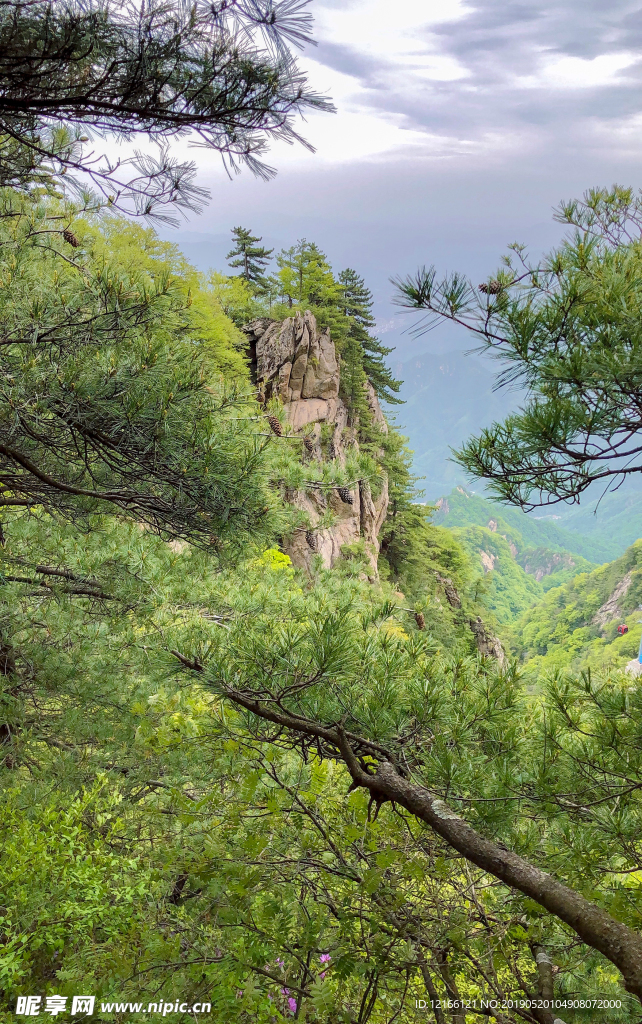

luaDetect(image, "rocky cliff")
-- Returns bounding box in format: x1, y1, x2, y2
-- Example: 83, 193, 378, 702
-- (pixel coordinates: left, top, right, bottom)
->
243, 312, 389, 573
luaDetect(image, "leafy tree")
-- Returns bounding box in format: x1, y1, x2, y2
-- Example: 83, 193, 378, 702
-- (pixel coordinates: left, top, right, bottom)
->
0, 190, 286, 550
393, 186, 642, 511
226, 226, 274, 289
0, 0, 334, 219
339, 268, 402, 405
274, 239, 341, 313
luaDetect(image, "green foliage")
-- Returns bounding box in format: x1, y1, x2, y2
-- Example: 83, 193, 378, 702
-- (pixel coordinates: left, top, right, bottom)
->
0, 191, 287, 551
377, 433, 482, 652
206, 271, 270, 328
201, 597, 642, 1015
514, 540, 642, 674
454, 524, 544, 623
0, 501, 495, 1018
273, 239, 342, 321
4, 190, 642, 1020
0, 786, 162, 999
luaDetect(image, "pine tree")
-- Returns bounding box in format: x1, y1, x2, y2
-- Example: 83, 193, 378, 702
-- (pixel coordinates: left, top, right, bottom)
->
0, 192, 282, 551
226, 227, 274, 289
0, 0, 334, 220
393, 186, 642, 507
339, 268, 403, 404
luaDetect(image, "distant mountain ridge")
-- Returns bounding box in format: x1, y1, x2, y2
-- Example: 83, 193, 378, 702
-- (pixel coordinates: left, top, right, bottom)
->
387, 350, 520, 497
530, 488, 642, 558
432, 487, 619, 564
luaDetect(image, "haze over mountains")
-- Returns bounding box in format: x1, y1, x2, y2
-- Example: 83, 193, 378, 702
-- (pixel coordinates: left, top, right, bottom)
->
390, 346, 642, 560
387, 347, 520, 498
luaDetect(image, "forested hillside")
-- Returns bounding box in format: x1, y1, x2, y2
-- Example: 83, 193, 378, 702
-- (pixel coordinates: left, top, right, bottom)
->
433, 487, 619, 563
429, 487, 598, 625
513, 541, 642, 675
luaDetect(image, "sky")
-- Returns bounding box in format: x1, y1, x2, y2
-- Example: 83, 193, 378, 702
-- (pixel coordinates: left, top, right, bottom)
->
163, 0, 642, 357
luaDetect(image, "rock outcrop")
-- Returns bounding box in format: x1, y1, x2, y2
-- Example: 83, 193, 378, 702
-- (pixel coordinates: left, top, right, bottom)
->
243, 313, 388, 573
469, 616, 506, 666
592, 571, 634, 630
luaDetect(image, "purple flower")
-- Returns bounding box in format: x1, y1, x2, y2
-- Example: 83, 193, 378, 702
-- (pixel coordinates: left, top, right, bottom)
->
319, 953, 331, 963
287, 997, 297, 1013
319, 972, 326, 980
275, 958, 285, 967
280, 988, 290, 996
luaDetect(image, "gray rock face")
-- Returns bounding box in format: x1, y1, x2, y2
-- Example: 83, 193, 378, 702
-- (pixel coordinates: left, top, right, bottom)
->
244, 311, 339, 403
592, 571, 634, 630
469, 616, 506, 666
243, 312, 388, 573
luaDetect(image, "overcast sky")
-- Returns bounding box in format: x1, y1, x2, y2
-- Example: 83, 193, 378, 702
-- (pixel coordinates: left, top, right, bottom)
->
164, 0, 642, 361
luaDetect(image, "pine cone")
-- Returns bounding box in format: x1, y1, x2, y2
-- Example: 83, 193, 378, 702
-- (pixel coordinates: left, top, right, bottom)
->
267, 415, 282, 437
415, 612, 425, 631
328, 440, 337, 460
305, 530, 316, 550
338, 486, 353, 504
62, 229, 80, 248
303, 435, 315, 453
478, 280, 501, 295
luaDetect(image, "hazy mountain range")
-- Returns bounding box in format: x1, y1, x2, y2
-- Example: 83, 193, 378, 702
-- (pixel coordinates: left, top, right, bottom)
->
387, 348, 522, 499
390, 348, 642, 559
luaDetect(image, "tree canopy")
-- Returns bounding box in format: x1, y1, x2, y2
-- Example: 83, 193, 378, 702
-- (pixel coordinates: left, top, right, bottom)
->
0, 193, 284, 550
339, 268, 402, 405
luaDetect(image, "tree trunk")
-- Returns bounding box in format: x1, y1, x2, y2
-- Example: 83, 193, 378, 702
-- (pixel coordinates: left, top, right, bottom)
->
417, 957, 446, 1024
529, 945, 567, 1024
356, 758, 642, 1003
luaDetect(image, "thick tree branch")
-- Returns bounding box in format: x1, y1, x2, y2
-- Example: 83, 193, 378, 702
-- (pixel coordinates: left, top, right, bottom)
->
207, 683, 642, 1002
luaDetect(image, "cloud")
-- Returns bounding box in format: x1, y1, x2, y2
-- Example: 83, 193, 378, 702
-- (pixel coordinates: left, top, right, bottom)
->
290, 0, 642, 165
